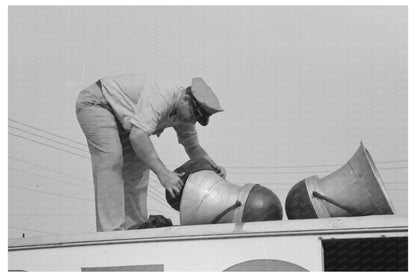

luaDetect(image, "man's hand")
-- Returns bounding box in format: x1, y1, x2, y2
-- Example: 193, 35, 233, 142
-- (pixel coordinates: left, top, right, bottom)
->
130, 128, 184, 197
158, 171, 185, 198
213, 164, 226, 178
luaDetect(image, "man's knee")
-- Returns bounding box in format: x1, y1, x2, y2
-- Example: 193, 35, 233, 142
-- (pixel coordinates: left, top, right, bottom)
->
95, 152, 123, 171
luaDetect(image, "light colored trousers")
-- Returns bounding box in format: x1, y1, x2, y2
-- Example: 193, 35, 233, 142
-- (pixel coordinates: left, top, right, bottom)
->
75, 82, 149, 232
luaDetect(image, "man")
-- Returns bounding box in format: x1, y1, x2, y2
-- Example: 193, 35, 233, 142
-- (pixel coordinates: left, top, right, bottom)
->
75, 73, 226, 232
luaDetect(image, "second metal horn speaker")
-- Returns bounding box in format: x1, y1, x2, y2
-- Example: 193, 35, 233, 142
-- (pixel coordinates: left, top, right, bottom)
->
285, 142, 395, 219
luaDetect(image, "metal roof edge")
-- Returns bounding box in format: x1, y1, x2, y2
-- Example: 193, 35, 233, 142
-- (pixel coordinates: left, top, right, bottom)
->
8, 215, 408, 251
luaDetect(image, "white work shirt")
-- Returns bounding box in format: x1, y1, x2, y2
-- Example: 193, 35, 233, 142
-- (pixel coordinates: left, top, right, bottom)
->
100, 73, 199, 147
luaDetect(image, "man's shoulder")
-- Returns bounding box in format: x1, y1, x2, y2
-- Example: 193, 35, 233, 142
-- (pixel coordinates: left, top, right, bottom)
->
100, 73, 146, 84
144, 78, 184, 105
148, 76, 181, 93
100, 73, 182, 91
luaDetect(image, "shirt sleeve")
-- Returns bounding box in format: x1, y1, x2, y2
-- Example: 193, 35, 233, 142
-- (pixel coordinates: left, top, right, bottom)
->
129, 81, 171, 135
174, 123, 200, 148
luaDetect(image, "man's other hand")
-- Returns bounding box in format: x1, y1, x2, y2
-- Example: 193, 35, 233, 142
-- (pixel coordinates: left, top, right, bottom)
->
213, 164, 226, 178
159, 171, 185, 198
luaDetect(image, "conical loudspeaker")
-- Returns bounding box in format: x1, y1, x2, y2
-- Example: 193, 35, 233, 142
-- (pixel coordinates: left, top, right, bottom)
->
285, 142, 395, 219
165, 159, 283, 225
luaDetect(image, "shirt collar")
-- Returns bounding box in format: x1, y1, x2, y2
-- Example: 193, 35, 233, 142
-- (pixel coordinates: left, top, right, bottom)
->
168, 87, 185, 119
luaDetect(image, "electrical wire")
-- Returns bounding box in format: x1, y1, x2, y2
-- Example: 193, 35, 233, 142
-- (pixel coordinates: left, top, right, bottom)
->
10, 119, 408, 171
9, 125, 89, 153
9, 156, 92, 184
9, 167, 92, 191
9, 120, 408, 175
9, 159, 172, 210
9, 226, 59, 235
9, 185, 94, 202
9, 179, 171, 211
9, 132, 90, 159
9, 208, 164, 217
147, 190, 175, 210
226, 166, 408, 175
9, 118, 87, 146
166, 160, 408, 170
9, 213, 95, 217
222, 160, 408, 169
8, 174, 172, 212
8, 119, 407, 213
233, 181, 408, 186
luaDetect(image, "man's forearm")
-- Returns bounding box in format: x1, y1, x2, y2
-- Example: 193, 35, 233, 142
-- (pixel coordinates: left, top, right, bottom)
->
129, 127, 168, 176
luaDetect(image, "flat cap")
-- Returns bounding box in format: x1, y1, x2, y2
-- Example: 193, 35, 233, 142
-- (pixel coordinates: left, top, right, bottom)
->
191, 77, 223, 126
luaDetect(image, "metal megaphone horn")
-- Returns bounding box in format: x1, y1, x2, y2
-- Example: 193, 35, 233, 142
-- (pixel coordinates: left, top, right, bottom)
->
166, 159, 283, 225
285, 142, 396, 219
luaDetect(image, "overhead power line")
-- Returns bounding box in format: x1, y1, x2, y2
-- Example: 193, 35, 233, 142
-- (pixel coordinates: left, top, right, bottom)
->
226, 166, 408, 175
9, 178, 171, 211
8, 118, 87, 146
378, 167, 408, 171
222, 160, 408, 169
9, 132, 90, 159
9, 213, 95, 217
9, 125, 89, 153
9, 156, 92, 184
9, 119, 408, 171
9, 208, 164, 217
8, 168, 172, 210
9, 157, 172, 210
166, 160, 407, 170
9, 226, 59, 235
9, 167, 92, 191
9, 185, 94, 202
8, 118, 407, 208
148, 190, 174, 210
235, 181, 407, 185
268, 187, 408, 192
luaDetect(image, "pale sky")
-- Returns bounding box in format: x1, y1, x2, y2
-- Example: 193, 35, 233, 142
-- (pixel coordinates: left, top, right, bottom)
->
8, 6, 407, 239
